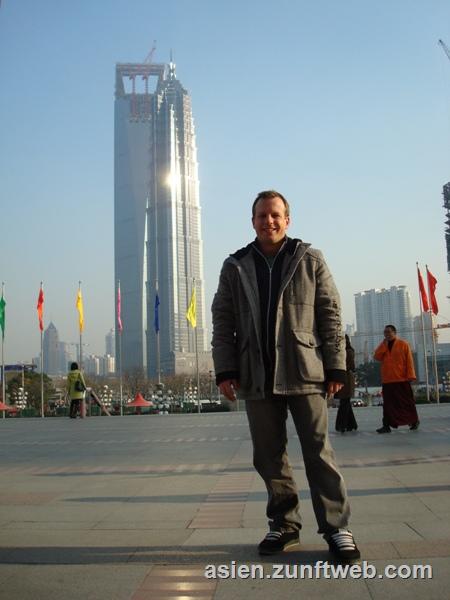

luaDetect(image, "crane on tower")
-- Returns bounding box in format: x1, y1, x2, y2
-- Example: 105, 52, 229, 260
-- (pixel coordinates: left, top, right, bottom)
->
144, 41, 157, 64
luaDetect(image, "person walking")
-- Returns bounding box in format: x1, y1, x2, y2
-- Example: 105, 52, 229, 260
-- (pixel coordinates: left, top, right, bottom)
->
211, 190, 360, 563
335, 335, 358, 433
373, 325, 419, 433
67, 362, 87, 419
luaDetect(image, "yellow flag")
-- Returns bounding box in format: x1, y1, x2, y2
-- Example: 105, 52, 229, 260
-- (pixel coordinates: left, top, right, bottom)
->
76, 289, 84, 332
186, 287, 196, 328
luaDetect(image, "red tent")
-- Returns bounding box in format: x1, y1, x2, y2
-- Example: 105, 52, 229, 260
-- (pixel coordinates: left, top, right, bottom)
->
0, 402, 13, 411
127, 393, 153, 414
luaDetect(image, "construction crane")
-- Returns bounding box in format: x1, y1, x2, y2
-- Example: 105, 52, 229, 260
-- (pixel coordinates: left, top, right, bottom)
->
144, 41, 157, 64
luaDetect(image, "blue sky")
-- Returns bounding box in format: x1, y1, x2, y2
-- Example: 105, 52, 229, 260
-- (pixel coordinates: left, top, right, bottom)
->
1, 0, 449, 362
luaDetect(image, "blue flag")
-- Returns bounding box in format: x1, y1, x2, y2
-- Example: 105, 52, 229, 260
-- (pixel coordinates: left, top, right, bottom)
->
154, 293, 160, 333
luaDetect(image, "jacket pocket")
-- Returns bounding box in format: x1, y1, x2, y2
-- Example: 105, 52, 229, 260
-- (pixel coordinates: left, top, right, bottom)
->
292, 330, 325, 382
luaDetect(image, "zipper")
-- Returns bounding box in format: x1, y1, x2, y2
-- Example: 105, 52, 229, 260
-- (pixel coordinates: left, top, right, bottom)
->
252, 243, 284, 368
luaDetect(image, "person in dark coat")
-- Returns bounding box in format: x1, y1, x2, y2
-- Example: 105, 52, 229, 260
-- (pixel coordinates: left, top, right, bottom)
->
335, 335, 358, 433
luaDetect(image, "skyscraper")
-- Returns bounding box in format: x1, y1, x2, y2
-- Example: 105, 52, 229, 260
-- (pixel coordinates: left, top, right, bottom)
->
43, 322, 60, 376
105, 328, 115, 358
114, 58, 207, 377
353, 286, 414, 365
443, 182, 450, 272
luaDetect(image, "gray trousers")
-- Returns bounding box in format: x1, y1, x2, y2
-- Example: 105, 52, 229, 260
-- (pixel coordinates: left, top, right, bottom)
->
245, 393, 351, 534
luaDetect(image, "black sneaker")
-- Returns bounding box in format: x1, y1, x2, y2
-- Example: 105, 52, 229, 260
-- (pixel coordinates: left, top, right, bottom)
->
376, 425, 391, 433
324, 529, 360, 562
258, 529, 299, 555
409, 421, 420, 431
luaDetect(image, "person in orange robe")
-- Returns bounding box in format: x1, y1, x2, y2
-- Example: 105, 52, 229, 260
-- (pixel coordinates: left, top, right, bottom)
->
373, 324, 419, 433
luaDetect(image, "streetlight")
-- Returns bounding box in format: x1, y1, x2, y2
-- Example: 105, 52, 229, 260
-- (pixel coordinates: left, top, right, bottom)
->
11, 387, 28, 415
442, 372, 450, 394
100, 385, 113, 412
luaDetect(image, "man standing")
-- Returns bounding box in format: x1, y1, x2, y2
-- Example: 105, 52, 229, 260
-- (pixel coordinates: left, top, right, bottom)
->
211, 190, 360, 562
374, 325, 419, 433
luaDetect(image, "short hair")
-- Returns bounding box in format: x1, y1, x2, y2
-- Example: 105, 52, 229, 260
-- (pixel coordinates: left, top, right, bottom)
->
384, 325, 397, 333
70, 362, 79, 370
252, 190, 290, 218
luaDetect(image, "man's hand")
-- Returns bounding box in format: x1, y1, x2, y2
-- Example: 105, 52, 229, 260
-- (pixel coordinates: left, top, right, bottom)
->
219, 379, 240, 402
327, 381, 344, 396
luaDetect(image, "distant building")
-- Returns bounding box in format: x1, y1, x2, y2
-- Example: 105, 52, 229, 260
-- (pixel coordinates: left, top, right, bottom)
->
353, 286, 414, 365
413, 314, 450, 384
84, 354, 116, 377
345, 324, 355, 337
100, 354, 115, 376
105, 329, 115, 358
58, 342, 73, 374
443, 182, 450, 272
434, 343, 450, 386
84, 355, 100, 376
413, 313, 434, 382
43, 323, 60, 376
114, 58, 207, 378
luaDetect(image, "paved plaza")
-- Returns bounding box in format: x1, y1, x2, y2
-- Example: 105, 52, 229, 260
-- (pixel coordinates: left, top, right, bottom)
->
0, 403, 449, 599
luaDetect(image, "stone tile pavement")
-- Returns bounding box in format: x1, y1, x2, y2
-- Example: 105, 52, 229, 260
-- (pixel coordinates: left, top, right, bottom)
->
0, 404, 449, 599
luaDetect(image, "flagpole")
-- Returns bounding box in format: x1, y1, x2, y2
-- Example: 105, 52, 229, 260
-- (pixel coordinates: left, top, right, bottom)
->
192, 278, 200, 415
195, 321, 200, 414
39, 281, 45, 418
78, 281, 83, 367
77, 281, 85, 417
426, 266, 440, 404
40, 328, 44, 418
119, 329, 123, 416
1, 282, 5, 420
416, 264, 430, 403
117, 280, 123, 416
155, 281, 161, 385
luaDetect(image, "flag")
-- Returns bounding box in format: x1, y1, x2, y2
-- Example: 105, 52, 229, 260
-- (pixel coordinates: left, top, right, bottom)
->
0, 292, 5, 340
76, 288, 84, 332
154, 293, 160, 333
426, 268, 439, 315
117, 283, 123, 333
37, 286, 44, 332
186, 287, 196, 328
417, 267, 429, 313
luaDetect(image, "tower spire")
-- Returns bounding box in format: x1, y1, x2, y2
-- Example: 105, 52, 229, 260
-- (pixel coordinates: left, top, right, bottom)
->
169, 49, 176, 79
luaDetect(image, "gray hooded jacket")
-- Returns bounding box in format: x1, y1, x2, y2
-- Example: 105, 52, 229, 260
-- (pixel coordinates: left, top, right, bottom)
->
211, 238, 345, 400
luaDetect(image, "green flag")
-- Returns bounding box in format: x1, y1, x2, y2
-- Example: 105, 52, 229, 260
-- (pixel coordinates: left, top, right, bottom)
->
0, 293, 5, 340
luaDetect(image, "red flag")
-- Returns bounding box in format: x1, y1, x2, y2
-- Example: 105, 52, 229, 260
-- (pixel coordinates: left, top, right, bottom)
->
417, 267, 429, 312
36, 286, 44, 332
426, 268, 438, 315
117, 282, 123, 333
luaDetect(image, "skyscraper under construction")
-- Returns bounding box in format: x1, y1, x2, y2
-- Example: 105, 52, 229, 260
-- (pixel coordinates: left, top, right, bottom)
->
114, 58, 207, 377
443, 182, 450, 272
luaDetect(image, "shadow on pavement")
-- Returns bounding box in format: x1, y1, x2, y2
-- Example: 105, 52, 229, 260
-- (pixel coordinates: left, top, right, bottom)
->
62, 483, 450, 504
0, 544, 330, 566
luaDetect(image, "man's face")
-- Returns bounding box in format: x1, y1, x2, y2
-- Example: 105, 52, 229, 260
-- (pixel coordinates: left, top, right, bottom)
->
384, 327, 396, 341
252, 196, 290, 247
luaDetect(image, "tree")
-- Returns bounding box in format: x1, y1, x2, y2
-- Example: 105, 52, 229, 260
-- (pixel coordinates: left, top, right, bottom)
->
355, 361, 381, 388
7, 371, 56, 412
123, 368, 147, 399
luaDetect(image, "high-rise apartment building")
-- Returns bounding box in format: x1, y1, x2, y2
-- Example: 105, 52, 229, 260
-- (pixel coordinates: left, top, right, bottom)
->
114, 59, 207, 377
43, 322, 60, 376
105, 329, 115, 358
353, 286, 414, 365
